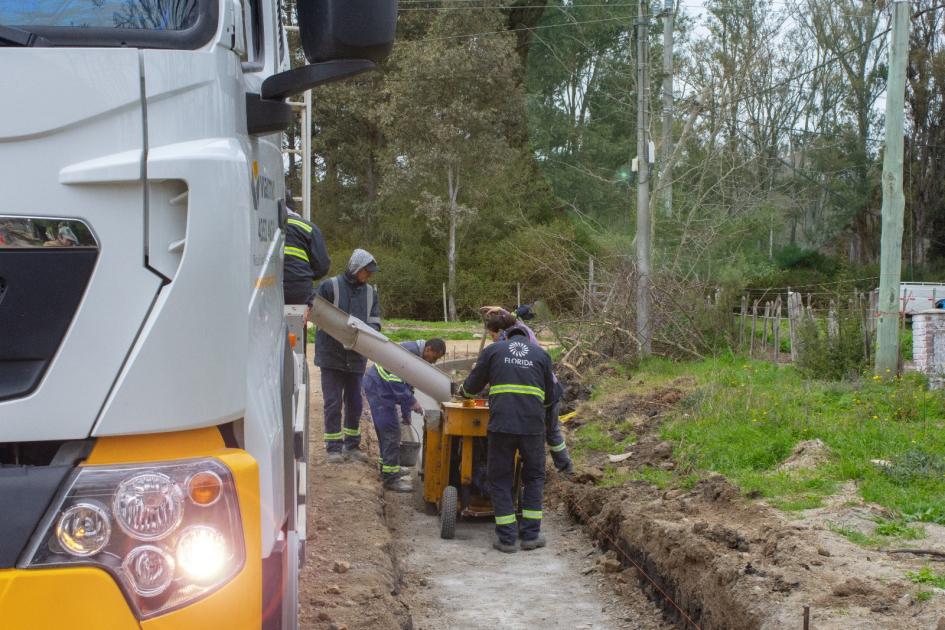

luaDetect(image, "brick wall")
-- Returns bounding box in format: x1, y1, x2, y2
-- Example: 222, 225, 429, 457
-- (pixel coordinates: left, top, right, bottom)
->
913, 310, 945, 377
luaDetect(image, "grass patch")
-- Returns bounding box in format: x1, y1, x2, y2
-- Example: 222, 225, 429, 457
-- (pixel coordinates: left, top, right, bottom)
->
632, 466, 674, 489
827, 518, 924, 548
308, 326, 478, 344
385, 328, 478, 342
598, 465, 636, 488
386, 318, 480, 330
651, 355, 945, 520
874, 518, 925, 540
829, 524, 885, 548
740, 469, 838, 511
571, 423, 635, 458
907, 566, 945, 589
916, 590, 934, 603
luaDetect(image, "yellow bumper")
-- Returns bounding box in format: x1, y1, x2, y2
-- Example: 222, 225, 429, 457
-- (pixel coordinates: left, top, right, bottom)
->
0, 429, 262, 630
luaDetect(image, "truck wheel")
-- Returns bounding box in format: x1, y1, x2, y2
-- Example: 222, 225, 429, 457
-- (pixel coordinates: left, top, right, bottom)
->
440, 486, 457, 539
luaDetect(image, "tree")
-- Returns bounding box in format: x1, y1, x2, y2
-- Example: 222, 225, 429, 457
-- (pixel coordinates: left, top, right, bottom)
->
381, 7, 523, 320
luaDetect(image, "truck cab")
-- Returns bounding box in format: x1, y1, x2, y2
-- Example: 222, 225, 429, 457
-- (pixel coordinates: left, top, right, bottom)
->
0, 1, 394, 627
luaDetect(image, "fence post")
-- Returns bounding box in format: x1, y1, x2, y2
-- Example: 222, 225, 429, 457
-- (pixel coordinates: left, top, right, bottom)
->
750, 300, 759, 358
788, 291, 802, 362
762, 302, 771, 351
739, 295, 748, 350
773, 297, 782, 363
827, 300, 839, 339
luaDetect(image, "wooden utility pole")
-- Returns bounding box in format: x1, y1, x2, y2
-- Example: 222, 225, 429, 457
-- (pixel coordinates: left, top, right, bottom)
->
635, 0, 652, 356
875, 0, 910, 377
660, 0, 674, 218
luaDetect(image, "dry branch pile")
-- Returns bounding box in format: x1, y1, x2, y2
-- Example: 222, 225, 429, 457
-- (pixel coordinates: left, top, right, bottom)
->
548, 259, 735, 374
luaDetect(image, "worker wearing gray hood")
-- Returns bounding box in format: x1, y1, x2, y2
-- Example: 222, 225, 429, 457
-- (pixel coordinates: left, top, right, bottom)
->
314, 249, 382, 463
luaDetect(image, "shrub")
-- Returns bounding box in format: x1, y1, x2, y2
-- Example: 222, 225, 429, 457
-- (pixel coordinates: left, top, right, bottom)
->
795, 311, 867, 380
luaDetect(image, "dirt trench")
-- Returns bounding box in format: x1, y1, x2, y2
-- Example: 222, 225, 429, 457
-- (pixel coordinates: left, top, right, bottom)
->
300, 358, 672, 630
556, 380, 945, 630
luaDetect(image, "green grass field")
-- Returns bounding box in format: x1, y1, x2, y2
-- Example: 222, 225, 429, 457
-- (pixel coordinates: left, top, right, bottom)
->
651, 356, 945, 520
577, 355, 945, 524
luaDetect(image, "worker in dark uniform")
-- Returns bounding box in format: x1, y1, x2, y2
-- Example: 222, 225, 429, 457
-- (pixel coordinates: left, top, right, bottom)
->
363, 339, 447, 492
482, 306, 575, 476
282, 194, 331, 305
460, 327, 555, 553
314, 249, 381, 464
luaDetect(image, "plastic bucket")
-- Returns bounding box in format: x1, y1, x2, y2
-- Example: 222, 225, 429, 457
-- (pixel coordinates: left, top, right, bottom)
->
400, 441, 421, 467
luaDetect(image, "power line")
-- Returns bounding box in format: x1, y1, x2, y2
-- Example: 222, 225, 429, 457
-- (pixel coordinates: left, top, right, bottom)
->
398, 15, 628, 44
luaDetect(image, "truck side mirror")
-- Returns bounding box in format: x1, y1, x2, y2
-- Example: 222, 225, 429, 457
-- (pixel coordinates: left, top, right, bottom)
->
296, 0, 397, 64
247, 0, 397, 135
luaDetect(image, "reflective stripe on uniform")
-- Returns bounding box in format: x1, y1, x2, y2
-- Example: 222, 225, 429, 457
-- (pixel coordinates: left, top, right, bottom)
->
324, 432, 343, 441
495, 514, 516, 526
330, 277, 340, 307
522, 509, 543, 520
376, 365, 404, 383
550, 441, 568, 453
382, 464, 401, 474
489, 384, 545, 400
287, 218, 313, 233
284, 246, 309, 262
342, 427, 361, 437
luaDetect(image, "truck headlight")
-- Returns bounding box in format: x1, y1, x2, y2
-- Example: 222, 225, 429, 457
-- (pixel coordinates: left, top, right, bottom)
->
23, 458, 244, 619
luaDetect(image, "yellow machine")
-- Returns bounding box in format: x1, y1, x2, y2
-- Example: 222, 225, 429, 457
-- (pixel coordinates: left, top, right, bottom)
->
421, 401, 523, 539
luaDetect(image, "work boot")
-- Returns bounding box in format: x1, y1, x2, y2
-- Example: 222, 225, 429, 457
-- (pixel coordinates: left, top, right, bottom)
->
343, 447, 369, 463
520, 535, 547, 551
383, 476, 413, 493
325, 452, 344, 464
493, 538, 518, 554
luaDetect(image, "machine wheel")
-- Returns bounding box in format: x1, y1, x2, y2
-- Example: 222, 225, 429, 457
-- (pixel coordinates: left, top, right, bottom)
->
440, 485, 458, 539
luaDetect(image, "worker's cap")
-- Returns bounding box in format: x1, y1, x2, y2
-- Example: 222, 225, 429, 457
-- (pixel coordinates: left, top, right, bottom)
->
364, 260, 379, 273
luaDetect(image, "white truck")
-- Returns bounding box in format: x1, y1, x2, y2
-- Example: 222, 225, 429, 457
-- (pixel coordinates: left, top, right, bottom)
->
0, 1, 395, 628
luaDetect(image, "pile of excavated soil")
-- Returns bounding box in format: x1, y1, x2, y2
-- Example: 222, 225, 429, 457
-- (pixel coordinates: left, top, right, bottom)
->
777, 439, 831, 472
559, 381, 945, 630
561, 475, 945, 629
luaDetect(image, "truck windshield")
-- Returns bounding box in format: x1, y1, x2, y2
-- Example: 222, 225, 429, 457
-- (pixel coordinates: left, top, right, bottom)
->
1, 0, 215, 48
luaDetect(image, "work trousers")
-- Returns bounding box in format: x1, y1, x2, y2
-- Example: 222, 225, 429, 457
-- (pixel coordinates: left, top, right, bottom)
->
284, 280, 314, 305
546, 401, 573, 471
488, 431, 545, 545
366, 392, 402, 480
321, 368, 363, 453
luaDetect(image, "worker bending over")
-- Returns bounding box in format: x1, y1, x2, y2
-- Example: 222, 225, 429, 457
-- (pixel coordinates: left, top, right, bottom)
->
482, 306, 574, 476
314, 249, 381, 464
364, 339, 447, 492
282, 193, 331, 305
460, 327, 555, 553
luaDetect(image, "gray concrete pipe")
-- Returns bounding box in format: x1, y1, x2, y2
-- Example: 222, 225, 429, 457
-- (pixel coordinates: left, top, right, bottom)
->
310, 295, 453, 403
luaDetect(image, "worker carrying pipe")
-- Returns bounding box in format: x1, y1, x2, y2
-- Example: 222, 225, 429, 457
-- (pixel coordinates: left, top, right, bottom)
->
481, 306, 574, 477
459, 326, 555, 553
364, 339, 447, 492
313, 249, 381, 464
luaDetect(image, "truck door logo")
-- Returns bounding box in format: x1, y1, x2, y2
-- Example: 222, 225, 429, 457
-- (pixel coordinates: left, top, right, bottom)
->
250, 161, 275, 211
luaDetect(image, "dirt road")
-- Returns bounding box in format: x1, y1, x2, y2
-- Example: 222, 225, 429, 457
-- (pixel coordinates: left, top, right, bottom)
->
300, 353, 670, 629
